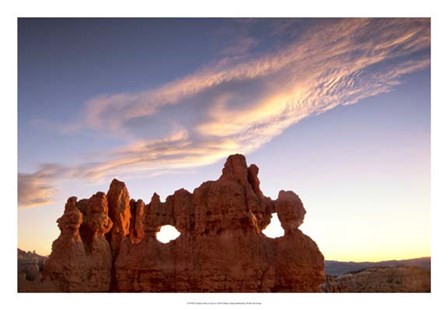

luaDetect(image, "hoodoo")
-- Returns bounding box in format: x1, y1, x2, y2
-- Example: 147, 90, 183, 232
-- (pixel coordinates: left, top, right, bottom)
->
42, 154, 324, 292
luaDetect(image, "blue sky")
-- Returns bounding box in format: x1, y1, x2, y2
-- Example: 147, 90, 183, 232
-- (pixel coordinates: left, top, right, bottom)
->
18, 18, 430, 260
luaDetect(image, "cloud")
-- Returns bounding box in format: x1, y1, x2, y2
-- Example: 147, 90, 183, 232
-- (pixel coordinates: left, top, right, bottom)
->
20, 19, 430, 207
81, 19, 429, 136
18, 165, 66, 208
73, 128, 243, 181
18, 128, 242, 206
219, 36, 258, 60
77, 19, 430, 176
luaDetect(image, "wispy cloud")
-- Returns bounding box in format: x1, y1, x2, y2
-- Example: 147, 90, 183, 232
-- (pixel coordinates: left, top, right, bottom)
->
82, 19, 429, 135
20, 18, 430, 207
73, 127, 242, 181
18, 165, 66, 208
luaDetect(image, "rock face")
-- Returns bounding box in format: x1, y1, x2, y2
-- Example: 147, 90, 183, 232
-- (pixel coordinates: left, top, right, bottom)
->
43, 194, 113, 292
129, 199, 145, 243
43, 154, 325, 292
106, 179, 131, 259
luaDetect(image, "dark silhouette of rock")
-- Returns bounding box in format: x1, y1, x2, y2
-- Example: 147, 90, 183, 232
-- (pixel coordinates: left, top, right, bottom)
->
42, 154, 325, 292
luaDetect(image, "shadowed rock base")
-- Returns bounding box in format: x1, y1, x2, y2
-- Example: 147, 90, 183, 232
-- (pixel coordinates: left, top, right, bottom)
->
42, 154, 325, 292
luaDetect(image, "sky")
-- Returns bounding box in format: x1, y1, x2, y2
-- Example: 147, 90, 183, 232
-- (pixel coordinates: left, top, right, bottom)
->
18, 18, 430, 262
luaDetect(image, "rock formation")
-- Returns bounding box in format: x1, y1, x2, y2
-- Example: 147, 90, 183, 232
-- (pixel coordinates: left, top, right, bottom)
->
18, 249, 46, 282
129, 199, 145, 243
106, 179, 131, 259
42, 154, 325, 292
321, 266, 431, 292
18, 249, 50, 292
43, 194, 113, 292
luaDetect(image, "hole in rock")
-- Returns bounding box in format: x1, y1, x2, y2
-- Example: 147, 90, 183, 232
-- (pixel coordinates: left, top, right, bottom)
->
156, 225, 181, 243
262, 213, 284, 238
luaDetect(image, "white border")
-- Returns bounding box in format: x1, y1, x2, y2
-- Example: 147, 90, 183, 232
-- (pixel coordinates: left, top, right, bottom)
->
3, 0, 447, 309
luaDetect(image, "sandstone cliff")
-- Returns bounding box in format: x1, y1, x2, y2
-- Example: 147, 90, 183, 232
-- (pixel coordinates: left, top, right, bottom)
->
42, 154, 325, 292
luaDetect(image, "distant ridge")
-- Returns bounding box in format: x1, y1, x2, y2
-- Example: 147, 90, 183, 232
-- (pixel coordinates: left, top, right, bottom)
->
324, 257, 430, 276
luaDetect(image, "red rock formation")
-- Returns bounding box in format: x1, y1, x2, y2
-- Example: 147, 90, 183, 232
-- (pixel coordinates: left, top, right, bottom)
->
276, 190, 306, 234
129, 199, 145, 243
106, 179, 131, 259
273, 190, 324, 291
42, 197, 87, 292
43, 193, 113, 292
43, 154, 325, 292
